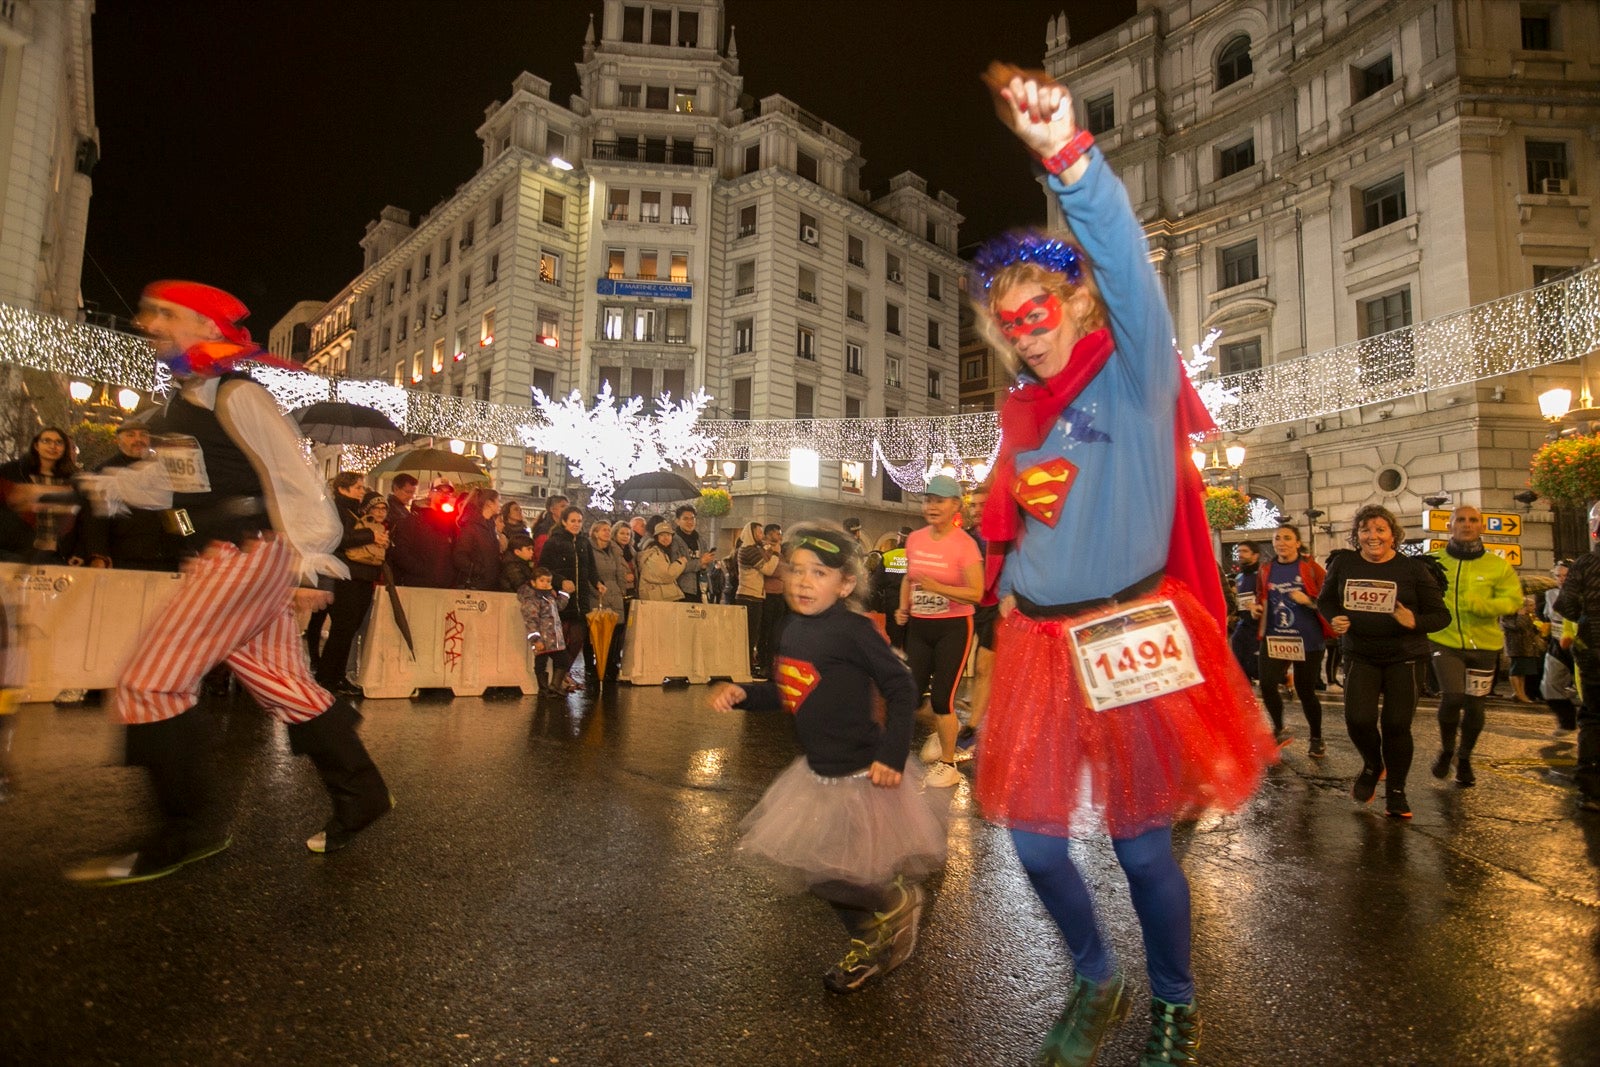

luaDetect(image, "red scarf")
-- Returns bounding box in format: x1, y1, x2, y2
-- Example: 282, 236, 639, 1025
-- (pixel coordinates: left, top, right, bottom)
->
978, 329, 1225, 622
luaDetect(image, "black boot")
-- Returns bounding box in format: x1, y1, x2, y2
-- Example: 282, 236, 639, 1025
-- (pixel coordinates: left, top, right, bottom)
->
285, 699, 391, 853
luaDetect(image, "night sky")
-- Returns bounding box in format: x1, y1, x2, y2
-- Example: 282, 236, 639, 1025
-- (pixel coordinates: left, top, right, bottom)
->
82, 0, 1133, 334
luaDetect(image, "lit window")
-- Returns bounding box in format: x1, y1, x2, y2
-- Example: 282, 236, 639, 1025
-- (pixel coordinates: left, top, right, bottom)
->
669, 252, 688, 282
481, 309, 495, 346
431, 339, 445, 373
538, 309, 559, 348
539, 249, 562, 284
671, 193, 691, 225
603, 306, 624, 341
640, 190, 661, 223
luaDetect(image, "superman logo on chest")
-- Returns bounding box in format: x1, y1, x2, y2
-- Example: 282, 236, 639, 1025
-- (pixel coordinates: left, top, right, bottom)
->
1012, 457, 1078, 526
774, 657, 821, 714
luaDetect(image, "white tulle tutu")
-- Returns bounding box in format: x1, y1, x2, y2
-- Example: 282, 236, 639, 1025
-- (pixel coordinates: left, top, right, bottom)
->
737, 757, 951, 892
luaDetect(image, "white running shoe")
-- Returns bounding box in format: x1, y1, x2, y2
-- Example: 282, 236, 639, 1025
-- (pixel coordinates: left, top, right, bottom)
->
923, 761, 962, 788
919, 732, 944, 763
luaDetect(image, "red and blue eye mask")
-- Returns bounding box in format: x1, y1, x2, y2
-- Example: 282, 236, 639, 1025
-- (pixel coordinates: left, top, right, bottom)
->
996, 292, 1064, 343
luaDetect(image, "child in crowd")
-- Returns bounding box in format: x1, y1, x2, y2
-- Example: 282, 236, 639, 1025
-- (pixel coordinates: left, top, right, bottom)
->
508, 549, 567, 696
709, 521, 947, 994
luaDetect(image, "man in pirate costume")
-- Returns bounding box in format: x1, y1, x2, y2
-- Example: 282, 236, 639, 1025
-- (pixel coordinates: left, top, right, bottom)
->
69, 281, 391, 885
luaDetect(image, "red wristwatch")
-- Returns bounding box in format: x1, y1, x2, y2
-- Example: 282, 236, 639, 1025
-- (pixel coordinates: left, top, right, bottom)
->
1041, 129, 1096, 176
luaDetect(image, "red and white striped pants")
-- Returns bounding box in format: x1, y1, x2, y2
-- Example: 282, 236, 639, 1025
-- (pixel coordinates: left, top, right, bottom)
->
117, 537, 332, 725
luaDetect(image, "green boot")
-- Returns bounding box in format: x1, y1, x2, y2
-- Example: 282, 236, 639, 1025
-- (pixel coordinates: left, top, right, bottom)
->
1138, 997, 1201, 1065
1035, 972, 1129, 1067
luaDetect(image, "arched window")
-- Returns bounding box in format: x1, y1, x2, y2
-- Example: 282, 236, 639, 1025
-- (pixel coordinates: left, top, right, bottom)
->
1217, 35, 1253, 89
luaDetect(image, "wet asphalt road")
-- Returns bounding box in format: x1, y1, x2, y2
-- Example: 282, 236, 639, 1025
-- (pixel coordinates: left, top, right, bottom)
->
2, 684, 1599, 1067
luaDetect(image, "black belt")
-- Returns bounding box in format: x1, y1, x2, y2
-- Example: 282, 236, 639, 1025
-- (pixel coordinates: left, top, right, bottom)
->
1014, 570, 1164, 620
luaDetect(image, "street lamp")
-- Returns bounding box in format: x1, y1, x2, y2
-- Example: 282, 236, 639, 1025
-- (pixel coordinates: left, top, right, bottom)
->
1195, 443, 1247, 488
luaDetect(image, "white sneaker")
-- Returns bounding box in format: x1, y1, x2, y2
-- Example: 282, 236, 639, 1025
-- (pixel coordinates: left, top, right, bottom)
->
919, 732, 944, 763
923, 761, 962, 788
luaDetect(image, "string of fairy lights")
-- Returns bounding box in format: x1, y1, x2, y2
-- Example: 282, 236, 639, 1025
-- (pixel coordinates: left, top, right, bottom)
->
4, 260, 1597, 475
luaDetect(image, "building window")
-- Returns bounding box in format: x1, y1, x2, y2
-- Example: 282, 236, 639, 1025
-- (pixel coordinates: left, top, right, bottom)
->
459, 272, 471, 304
798, 266, 818, 303
661, 367, 685, 398
365, 295, 375, 320
846, 342, 863, 375
540, 249, 561, 285
1085, 92, 1115, 135
441, 236, 452, 266
1535, 264, 1576, 285
926, 219, 939, 244
665, 307, 688, 344
608, 188, 629, 221
1219, 339, 1262, 375
796, 384, 814, 420
532, 369, 556, 398
461, 220, 475, 249
385, 281, 395, 306
845, 397, 861, 419
676, 9, 698, 46
886, 354, 902, 388
634, 307, 658, 343
744, 143, 760, 174
848, 234, 865, 268
619, 83, 642, 108
882, 469, 902, 503
738, 204, 756, 237
638, 249, 658, 280
412, 350, 423, 383
1521, 6, 1553, 50
669, 252, 688, 283
646, 84, 669, 110
649, 7, 671, 44
735, 260, 755, 296
927, 320, 941, 349
672, 192, 692, 225
454, 326, 469, 360
542, 191, 565, 227
546, 130, 566, 158
608, 248, 627, 280
886, 252, 903, 283
523, 451, 548, 478
397, 316, 408, 342
393, 360, 404, 386
799, 212, 819, 245
886, 303, 901, 336
797, 325, 816, 360
432, 339, 446, 374
841, 461, 865, 494
621, 5, 644, 42
487, 253, 500, 284
1218, 137, 1255, 178
420, 254, 431, 281
491, 194, 504, 227
1216, 35, 1252, 88
640, 190, 661, 223
734, 318, 753, 354
928, 370, 943, 399
598, 365, 621, 392
1526, 141, 1570, 194
1220, 239, 1259, 288
1359, 288, 1414, 384
963, 355, 985, 381
796, 151, 818, 183
480, 308, 496, 345
733, 378, 752, 420
381, 326, 392, 351
538, 309, 560, 349
602, 306, 624, 341
927, 273, 943, 302
1359, 175, 1407, 234
847, 286, 864, 321
1355, 55, 1394, 101
402, 267, 412, 295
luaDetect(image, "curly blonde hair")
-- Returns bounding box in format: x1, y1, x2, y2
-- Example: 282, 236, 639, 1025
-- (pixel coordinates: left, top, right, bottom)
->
972, 256, 1109, 377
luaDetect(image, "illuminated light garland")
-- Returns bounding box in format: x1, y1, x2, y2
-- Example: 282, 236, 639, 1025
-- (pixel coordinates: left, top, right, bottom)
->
4, 261, 1598, 459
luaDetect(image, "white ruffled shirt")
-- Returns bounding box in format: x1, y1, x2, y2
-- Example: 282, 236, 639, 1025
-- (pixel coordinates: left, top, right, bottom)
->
84, 376, 347, 584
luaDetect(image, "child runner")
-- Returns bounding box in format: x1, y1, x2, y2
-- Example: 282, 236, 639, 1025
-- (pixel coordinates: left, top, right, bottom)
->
709, 521, 947, 994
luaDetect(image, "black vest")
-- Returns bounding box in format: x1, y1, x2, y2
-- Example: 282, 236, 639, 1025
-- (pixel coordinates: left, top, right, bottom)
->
153, 373, 269, 545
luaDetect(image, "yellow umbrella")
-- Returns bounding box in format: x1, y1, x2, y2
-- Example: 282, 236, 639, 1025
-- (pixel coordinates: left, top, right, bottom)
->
587, 608, 620, 680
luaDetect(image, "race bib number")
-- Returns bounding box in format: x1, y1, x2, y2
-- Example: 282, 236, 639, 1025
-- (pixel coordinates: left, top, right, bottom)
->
1265, 635, 1305, 662
1071, 600, 1204, 712
1236, 592, 1256, 614
1465, 669, 1494, 698
153, 435, 211, 494
1343, 579, 1397, 614
911, 588, 951, 617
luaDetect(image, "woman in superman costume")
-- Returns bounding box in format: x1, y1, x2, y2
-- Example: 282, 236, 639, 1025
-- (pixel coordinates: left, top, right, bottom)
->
971, 65, 1276, 1067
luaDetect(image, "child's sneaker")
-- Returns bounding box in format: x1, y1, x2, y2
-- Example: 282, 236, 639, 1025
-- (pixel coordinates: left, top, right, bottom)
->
923, 761, 962, 788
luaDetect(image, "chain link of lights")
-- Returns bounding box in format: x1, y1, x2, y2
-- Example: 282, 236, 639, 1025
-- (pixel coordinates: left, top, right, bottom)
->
5, 260, 1598, 458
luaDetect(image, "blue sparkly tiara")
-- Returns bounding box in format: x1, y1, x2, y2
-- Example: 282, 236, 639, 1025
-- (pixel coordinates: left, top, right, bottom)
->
969, 231, 1085, 299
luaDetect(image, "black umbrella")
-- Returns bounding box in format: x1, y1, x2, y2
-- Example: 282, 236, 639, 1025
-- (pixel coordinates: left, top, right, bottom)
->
292, 401, 406, 446
380, 562, 416, 659
368, 446, 488, 476
615, 470, 701, 503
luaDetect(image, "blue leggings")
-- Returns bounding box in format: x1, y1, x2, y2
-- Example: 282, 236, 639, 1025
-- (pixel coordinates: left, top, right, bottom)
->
1011, 825, 1194, 1004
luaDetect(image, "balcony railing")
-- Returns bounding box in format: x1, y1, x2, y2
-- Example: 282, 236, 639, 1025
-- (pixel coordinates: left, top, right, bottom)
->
591, 140, 713, 167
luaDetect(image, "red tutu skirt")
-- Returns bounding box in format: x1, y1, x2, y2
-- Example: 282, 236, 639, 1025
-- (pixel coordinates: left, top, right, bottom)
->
975, 577, 1276, 839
